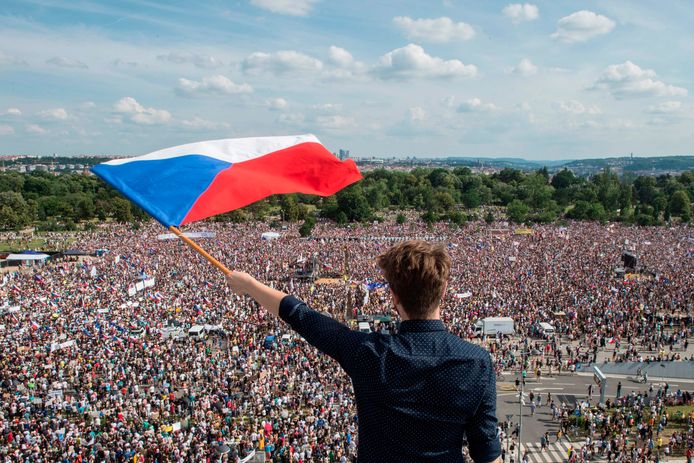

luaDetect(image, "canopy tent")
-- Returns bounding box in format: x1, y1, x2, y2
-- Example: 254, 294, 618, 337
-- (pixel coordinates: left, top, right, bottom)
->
261, 231, 281, 240
6, 253, 50, 261
61, 249, 89, 256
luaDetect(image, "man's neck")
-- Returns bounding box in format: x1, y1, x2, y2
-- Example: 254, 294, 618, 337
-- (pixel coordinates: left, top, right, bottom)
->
399, 308, 441, 321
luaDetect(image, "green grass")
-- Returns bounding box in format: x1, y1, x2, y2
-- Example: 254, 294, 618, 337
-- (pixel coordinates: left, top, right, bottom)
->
666, 404, 694, 418
0, 236, 76, 252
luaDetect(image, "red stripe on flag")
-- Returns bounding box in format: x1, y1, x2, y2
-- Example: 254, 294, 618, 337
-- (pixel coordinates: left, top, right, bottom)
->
181, 142, 361, 225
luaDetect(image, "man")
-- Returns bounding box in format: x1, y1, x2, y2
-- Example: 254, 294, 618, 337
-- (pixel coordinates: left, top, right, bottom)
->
227, 240, 501, 463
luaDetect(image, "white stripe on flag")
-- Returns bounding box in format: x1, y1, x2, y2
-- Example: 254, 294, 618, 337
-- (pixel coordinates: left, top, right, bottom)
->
102, 134, 320, 166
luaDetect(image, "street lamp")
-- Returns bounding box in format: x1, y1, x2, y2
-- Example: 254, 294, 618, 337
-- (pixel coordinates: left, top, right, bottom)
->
505, 414, 514, 462
517, 349, 528, 463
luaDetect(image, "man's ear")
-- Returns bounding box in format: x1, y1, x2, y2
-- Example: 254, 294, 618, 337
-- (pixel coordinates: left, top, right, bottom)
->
390, 289, 401, 311
390, 288, 398, 305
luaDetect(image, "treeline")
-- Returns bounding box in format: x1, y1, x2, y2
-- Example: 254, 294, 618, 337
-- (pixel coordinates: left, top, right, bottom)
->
0, 171, 147, 231
0, 167, 692, 232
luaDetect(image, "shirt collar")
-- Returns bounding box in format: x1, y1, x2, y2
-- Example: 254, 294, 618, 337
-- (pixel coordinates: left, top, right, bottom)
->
398, 319, 446, 333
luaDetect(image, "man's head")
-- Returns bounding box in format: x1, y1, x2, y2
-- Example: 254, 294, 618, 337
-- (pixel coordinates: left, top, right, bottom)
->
376, 240, 451, 320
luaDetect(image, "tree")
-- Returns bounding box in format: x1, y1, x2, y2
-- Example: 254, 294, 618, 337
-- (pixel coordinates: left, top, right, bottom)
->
74, 195, 96, 221
507, 200, 529, 223
669, 190, 691, 217
336, 186, 371, 222
110, 197, 133, 222
485, 210, 494, 224
396, 213, 407, 224
593, 168, 621, 213
551, 169, 577, 190
448, 210, 466, 225
421, 210, 437, 224
0, 191, 33, 229
299, 215, 316, 237
280, 195, 301, 222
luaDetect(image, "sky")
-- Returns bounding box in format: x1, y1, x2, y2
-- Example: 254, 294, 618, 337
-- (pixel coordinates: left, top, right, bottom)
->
0, 0, 693, 160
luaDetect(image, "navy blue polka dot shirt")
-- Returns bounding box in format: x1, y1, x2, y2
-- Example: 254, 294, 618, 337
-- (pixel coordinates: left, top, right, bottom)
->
280, 295, 501, 463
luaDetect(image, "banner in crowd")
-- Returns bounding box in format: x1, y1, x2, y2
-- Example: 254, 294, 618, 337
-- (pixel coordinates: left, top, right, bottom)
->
128, 277, 156, 296
157, 231, 217, 241
50, 339, 76, 352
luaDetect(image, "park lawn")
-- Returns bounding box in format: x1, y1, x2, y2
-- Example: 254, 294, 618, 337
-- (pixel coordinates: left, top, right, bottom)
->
0, 236, 77, 252
666, 404, 694, 417
0, 238, 50, 252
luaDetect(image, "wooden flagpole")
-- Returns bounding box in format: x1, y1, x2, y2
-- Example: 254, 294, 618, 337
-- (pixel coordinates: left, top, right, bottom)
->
168, 226, 231, 275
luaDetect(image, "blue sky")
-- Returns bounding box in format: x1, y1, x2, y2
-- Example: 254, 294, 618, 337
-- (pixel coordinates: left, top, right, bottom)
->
1, 0, 692, 159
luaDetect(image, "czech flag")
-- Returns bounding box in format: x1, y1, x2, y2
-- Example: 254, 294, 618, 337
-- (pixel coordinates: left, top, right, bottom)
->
92, 134, 361, 226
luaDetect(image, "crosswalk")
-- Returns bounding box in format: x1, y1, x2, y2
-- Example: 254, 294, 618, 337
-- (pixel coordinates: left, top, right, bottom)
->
510, 441, 605, 463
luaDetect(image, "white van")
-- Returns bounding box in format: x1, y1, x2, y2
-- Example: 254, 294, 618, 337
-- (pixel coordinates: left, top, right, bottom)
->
357, 321, 371, 333
538, 322, 555, 336
188, 325, 207, 341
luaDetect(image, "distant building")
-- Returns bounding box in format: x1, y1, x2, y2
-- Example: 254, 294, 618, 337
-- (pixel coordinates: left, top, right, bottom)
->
338, 149, 350, 160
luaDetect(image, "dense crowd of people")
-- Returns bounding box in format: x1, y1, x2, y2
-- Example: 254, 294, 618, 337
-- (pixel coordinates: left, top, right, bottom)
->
0, 217, 692, 462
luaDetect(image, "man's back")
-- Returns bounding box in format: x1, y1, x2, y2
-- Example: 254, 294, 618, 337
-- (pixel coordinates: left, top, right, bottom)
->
353, 320, 498, 462
280, 297, 500, 463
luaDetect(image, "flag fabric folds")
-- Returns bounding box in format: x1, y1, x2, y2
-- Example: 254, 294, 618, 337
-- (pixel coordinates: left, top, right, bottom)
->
92, 134, 362, 227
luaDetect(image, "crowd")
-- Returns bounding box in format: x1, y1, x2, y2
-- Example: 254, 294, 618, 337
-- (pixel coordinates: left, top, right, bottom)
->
0, 217, 692, 462
550, 384, 694, 462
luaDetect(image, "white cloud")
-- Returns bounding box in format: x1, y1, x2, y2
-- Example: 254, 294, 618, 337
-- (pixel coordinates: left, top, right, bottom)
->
157, 52, 223, 69
25, 124, 47, 135
242, 50, 323, 75
0, 51, 28, 66
552, 10, 615, 43
0, 125, 14, 136
265, 98, 288, 110
311, 103, 342, 112
113, 97, 172, 125
441, 96, 456, 108
457, 98, 498, 112
2, 108, 21, 117
393, 16, 474, 43
323, 46, 366, 81
80, 101, 96, 110
507, 58, 537, 76
592, 61, 688, 99
502, 4, 539, 23
46, 56, 88, 69
375, 44, 477, 80
277, 113, 305, 125
250, 0, 319, 16
316, 115, 356, 130
557, 100, 602, 115
38, 108, 69, 121
113, 58, 139, 68
645, 101, 685, 114
180, 117, 231, 130
408, 107, 427, 122
328, 46, 355, 68
176, 75, 253, 96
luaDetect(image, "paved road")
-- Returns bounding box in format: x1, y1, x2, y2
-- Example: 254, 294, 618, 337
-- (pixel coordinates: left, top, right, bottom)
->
495, 369, 694, 446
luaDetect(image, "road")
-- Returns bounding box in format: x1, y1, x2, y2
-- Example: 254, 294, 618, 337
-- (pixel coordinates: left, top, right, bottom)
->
495, 370, 694, 462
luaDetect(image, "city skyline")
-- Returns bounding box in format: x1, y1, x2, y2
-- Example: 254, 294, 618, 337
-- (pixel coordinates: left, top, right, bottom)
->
1, 0, 693, 159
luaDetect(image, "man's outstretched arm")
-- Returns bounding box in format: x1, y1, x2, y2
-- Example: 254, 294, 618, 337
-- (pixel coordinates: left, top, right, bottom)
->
226, 271, 286, 317
226, 271, 364, 374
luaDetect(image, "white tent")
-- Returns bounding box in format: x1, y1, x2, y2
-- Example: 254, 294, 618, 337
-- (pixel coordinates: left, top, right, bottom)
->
261, 232, 281, 240
5, 253, 50, 262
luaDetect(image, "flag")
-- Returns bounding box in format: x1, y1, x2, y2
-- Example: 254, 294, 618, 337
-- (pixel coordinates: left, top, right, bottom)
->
91, 134, 362, 227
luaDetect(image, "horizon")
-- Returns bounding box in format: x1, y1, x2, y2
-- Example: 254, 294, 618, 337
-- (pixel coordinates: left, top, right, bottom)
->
2, 151, 694, 161
1, 1, 693, 159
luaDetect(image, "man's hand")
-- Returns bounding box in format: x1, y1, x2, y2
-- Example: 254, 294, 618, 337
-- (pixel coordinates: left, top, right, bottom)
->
225, 271, 287, 317
226, 271, 256, 296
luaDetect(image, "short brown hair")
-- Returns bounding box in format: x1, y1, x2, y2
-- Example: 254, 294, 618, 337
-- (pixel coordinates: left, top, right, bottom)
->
376, 240, 451, 319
